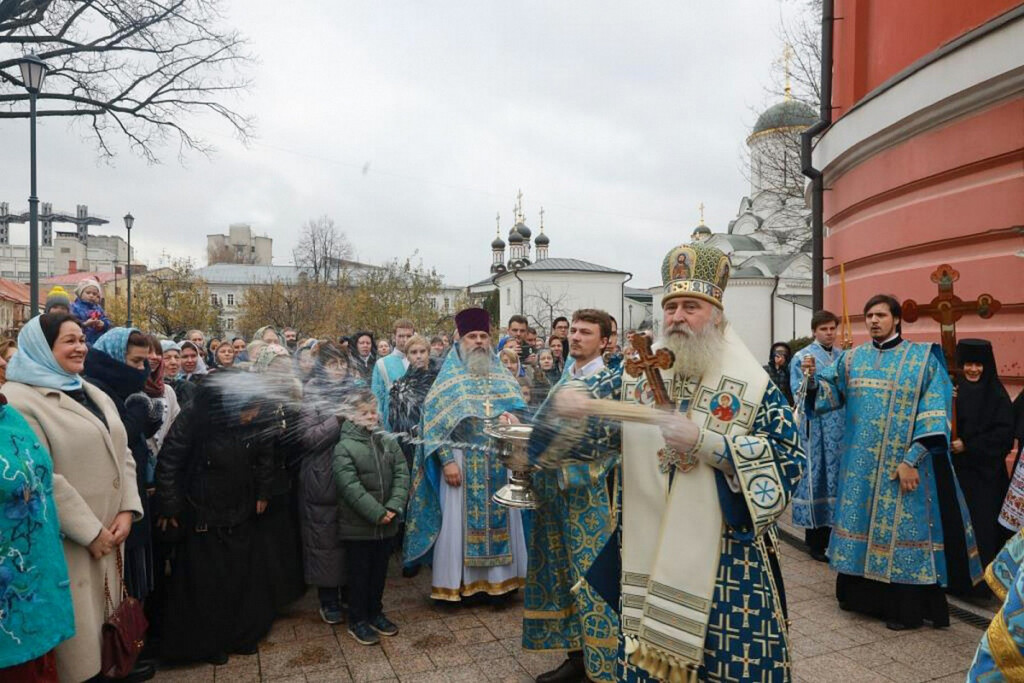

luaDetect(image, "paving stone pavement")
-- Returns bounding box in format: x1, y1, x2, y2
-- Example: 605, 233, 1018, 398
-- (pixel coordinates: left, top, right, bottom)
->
153, 539, 984, 682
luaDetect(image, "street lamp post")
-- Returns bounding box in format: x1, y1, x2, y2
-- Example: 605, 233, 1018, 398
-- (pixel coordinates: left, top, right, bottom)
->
18, 55, 49, 315
123, 213, 134, 326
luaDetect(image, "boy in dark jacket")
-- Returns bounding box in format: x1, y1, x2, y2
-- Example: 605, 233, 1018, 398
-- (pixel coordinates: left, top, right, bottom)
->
333, 390, 410, 645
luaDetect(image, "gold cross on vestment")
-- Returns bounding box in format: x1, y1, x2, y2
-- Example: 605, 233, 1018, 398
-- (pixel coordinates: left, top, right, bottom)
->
482, 398, 493, 419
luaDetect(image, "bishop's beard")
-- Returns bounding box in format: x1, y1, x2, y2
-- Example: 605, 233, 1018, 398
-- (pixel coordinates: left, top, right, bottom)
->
459, 345, 492, 377
660, 319, 725, 378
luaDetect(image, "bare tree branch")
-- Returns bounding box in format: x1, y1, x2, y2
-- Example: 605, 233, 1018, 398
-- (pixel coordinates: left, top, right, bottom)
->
0, 0, 254, 162
292, 216, 354, 284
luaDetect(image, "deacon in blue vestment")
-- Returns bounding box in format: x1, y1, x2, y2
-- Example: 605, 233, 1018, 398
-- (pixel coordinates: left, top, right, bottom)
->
403, 308, 529, 601
371, 318, 415, 431
968, 529, 1024, 681
790, 310, 845, 562
809, 293, 983, 631
543, 243, 804, 683
523, 309, 621, 683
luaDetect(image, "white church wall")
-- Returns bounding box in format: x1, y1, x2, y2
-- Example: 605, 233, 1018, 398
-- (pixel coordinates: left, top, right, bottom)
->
496, 271, 626, 336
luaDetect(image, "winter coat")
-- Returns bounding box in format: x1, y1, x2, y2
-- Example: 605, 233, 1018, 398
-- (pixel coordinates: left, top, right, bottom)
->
332, 421, 409, 541
84, 348, 164, 598
0, 405, 75, 669
3, 380, 144, 683
70, 298, 111, 345
156, 385, 274, 529
297, 377, 346, 587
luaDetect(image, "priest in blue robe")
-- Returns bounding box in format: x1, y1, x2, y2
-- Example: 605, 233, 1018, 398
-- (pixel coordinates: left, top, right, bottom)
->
790, 310, 845, 562
523, 309, 621, 683
808, 293, 983, 631
544, 243, 804, 683
403, 308, 528, 601
968, 529, 1024, 681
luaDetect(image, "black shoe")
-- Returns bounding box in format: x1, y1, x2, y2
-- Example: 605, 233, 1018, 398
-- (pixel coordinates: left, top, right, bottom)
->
809, 549, 828, 562
402, 565, 421, 578
110, 661, 157, 682
233, 643, 258, 655
885, 621, 916, 631
348, 621, 380, 645
369, 613, 399, 637
204, 652, 229, 665
536, 655, 586, 683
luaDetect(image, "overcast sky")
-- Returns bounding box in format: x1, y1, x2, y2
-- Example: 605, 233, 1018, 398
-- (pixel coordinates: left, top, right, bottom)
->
0, 1, 806, 289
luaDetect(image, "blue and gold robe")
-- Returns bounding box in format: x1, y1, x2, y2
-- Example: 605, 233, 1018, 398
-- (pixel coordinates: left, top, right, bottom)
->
403, 346, 526, 597
815, 340, 983, 585
522, 368, 621, 682
790, 341, 844, 530
969, 529, 1024, 681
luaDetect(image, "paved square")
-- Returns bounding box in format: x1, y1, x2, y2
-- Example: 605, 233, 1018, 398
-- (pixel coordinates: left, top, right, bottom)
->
154, 539, 983, 682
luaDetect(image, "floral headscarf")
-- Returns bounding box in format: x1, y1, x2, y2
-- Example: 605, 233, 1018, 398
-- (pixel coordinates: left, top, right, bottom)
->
251, 343, 290, 374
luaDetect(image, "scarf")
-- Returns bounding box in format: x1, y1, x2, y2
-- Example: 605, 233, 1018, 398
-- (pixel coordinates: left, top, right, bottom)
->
93, 327, 138, 364
251, 343, 290, 374
145, 356, 165, 398
7, 316, 84, 391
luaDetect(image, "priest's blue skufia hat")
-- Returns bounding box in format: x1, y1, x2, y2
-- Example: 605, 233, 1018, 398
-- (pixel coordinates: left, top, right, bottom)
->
661, 242, 732, 309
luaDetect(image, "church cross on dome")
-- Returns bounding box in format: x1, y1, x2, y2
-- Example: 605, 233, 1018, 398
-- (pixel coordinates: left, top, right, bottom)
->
699, 202, 706, 226
539, 206, 544, 230
783, 44, 793, 100
516, 188, 524, 222
495, 212, 501, 235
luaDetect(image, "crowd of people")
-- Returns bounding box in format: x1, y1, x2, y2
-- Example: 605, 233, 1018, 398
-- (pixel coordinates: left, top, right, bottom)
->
1, 250, 1023, 682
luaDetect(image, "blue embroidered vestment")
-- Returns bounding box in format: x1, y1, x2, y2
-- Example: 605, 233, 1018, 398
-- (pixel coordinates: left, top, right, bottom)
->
790, 341, 844, 530
815, 341, 983, 585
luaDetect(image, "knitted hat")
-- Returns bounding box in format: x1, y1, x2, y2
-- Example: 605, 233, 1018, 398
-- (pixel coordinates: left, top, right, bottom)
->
661, 242, 732, 309
44, 286, 71, 313
75, 278, 102, 298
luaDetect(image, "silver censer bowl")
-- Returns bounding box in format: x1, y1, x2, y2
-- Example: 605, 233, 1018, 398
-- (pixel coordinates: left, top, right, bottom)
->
483, 423, 540, 509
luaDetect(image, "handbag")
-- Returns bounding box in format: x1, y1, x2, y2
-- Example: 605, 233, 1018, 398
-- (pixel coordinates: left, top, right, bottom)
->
101, 547, 149, 678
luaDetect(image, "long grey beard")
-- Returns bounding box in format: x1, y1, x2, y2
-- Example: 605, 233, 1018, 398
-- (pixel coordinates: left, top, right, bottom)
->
460, 346, 492, 377
661, 322, 725, 378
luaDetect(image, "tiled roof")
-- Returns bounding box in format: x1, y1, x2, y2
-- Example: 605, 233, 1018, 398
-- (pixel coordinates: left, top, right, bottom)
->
517, 258, 628, 274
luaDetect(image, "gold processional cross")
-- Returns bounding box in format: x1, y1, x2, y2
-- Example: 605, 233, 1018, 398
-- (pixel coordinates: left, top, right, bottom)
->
901, 264, 1001, 439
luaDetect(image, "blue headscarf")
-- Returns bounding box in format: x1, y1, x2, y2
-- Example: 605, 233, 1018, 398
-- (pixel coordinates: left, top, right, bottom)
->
93, 327, 139, 364
6, 315, 84, 391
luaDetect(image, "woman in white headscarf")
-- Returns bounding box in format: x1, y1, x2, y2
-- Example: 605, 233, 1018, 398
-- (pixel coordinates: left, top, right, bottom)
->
4, 313, 144, 682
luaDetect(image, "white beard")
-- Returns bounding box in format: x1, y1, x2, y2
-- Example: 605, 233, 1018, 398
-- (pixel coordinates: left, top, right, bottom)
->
459, 345, 492, 377
660, 321, 725, 378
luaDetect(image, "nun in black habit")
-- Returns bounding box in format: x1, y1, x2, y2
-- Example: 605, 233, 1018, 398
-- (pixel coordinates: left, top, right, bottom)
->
952, 339, 1014, 570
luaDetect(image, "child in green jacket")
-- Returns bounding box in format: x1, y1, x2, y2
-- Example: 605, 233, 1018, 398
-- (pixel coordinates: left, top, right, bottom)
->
332, 390, 410, 645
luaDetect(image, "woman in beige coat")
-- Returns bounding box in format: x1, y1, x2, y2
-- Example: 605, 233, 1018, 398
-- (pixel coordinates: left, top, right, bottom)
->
5, 314, 144, 682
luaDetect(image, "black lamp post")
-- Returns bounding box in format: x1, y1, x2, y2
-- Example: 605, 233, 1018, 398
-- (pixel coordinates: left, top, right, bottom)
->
18, 54, 48, 315
123, 213, 134, 326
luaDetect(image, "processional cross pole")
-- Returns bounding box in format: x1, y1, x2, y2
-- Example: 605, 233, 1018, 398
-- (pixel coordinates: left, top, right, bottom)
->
901, 264, 1001, 439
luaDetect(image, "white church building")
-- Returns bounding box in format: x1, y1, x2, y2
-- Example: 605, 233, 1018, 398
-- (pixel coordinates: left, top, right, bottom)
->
468, 197, 650, 335
661, 97, 819, 355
